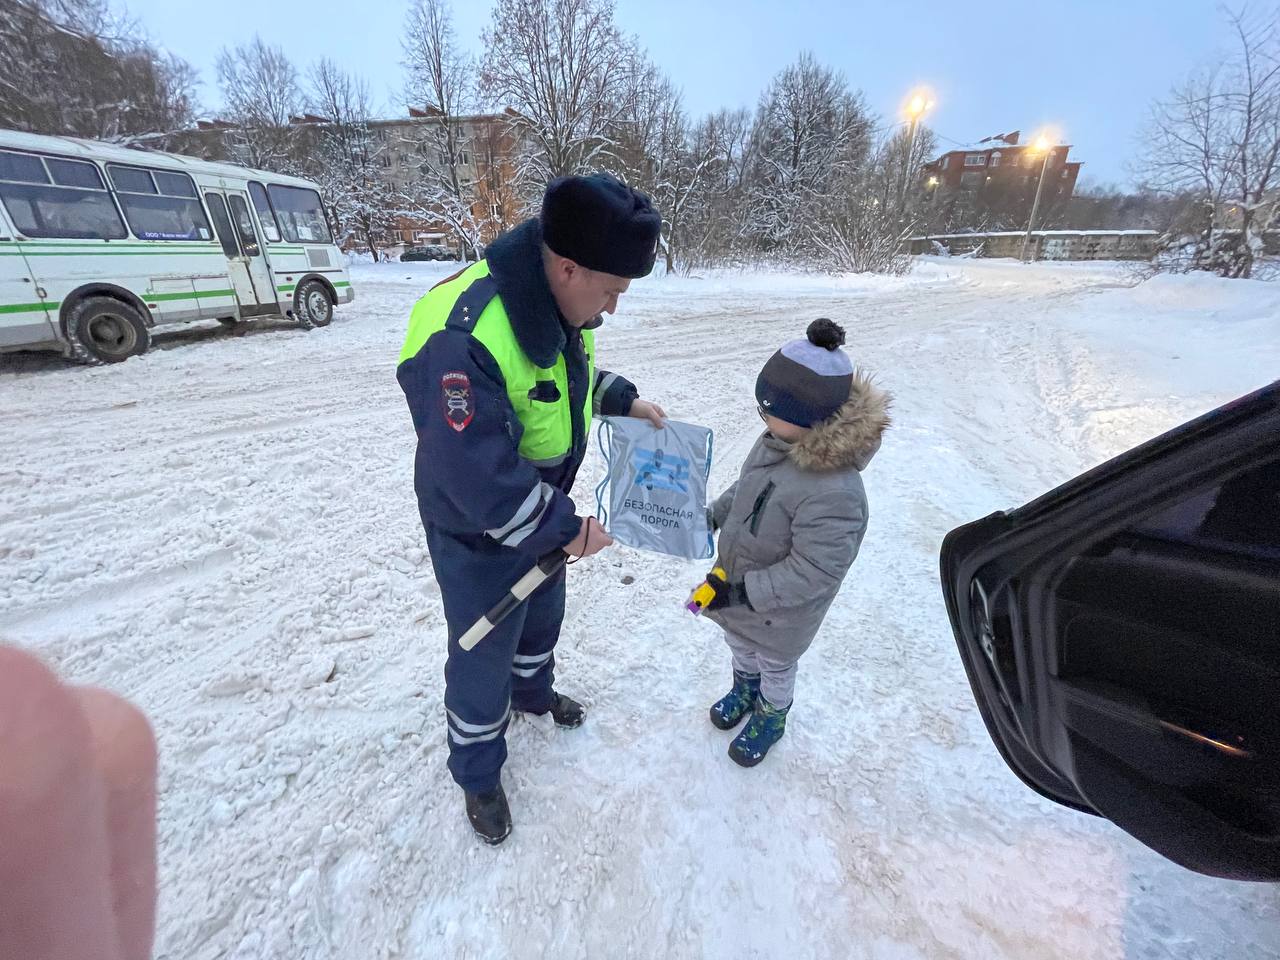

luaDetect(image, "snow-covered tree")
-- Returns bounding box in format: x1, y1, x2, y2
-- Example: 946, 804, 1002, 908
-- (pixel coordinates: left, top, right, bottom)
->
216, 36, 305, 172
814, 138, 915, 275
611, 71, 723, 273
1143, 7, 1280, 278
672, 108, 757, 272
480, 0, 648, 200
0, 0, 195, 141
308, 59, 397, 261
876, 122, 938, 215
401, 0, 491, 259
745, 53, 874, 257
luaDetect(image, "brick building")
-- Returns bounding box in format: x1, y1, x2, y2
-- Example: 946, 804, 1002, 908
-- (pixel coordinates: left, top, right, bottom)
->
919, 131, 1083, 229
366, 107, 526, 249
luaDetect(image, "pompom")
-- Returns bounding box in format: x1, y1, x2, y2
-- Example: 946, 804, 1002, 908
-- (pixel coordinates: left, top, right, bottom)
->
806, 318, 845, 351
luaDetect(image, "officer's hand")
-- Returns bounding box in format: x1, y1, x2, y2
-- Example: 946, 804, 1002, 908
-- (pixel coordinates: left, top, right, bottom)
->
564, 517, 613, 559
629, 399, 667, 429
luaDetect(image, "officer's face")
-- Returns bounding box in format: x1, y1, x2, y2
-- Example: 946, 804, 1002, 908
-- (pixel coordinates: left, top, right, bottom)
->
552, 260, 631, 327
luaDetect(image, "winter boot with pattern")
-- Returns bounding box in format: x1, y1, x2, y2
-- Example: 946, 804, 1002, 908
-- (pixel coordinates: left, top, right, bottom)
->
709, 670, 761, 730
728, 695, 789, 767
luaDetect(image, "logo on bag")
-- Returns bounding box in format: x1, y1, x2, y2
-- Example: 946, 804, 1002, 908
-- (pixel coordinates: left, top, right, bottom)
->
441, 371, 474, 432
631, 447, 690, 494
623, 446, 696, 529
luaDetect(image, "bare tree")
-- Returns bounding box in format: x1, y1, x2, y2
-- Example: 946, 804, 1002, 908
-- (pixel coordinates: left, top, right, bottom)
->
1059, 184, 1192, 230
611, 70, 722, 273
676, 108, 757, 272
401, 0, 490, 258
0, 0, 196, 140
813, 134, 915, 275
877, 122, 937, 213
1143, 7, 1280, 277
308, 59, 396, 260
216, 36, 305, 171
480, 0, 648, 197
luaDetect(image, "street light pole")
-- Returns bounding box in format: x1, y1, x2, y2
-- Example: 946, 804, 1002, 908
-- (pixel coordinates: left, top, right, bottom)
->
1020, 142, 1052, 263
898, 93, 932, 214
898, 113, 920, 212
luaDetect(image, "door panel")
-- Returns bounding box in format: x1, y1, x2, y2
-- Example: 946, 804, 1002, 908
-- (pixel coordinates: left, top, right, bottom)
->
941, 380, 1280, 880
203, 191, 257, 312
226, 192, 277, 308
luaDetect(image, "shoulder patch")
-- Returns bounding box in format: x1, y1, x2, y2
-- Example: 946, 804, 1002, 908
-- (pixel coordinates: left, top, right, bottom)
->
441, 371, 475, 432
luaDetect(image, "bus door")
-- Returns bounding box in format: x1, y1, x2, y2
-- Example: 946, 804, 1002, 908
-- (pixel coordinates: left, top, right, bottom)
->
203, 190, 276, 314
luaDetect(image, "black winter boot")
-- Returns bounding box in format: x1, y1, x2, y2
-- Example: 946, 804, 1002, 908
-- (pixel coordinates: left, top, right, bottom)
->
547, 692, 586, 728
465, 784, 512, 845
518, 691, 587, 728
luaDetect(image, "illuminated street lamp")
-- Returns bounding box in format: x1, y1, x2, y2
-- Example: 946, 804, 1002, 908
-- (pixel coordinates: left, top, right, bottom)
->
899, 89, 935, 211
1020, 134, 1056, 262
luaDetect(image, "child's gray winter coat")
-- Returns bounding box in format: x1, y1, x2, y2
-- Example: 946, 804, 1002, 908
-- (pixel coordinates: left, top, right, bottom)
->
706, 371, 890, 660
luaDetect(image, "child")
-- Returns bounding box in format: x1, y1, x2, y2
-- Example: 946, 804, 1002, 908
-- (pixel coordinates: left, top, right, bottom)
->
700, 319, 890, 767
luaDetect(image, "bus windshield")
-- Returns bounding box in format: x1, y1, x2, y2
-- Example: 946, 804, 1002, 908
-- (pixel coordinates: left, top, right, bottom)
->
266, 185, 332, 244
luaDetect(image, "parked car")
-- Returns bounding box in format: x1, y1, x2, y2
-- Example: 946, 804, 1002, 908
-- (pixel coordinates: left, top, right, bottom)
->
400, 245, 452, 262
941, 379, 1279, 882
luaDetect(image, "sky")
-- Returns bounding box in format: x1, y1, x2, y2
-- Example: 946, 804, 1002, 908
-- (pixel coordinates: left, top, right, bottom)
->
127, 0, 1235, 187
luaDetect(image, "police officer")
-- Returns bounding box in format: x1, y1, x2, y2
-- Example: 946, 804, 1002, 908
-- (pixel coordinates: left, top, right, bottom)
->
397, 174, 664, 844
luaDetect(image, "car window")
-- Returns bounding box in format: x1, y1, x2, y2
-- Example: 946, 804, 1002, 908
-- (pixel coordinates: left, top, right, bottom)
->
1134, 457, 1280, 558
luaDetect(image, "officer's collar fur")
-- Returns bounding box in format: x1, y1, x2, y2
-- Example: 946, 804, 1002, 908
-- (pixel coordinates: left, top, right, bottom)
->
485, 218, 568, 368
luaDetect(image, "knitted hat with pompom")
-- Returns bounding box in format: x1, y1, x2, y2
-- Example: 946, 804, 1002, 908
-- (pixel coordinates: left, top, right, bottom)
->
754, 319, 854, 428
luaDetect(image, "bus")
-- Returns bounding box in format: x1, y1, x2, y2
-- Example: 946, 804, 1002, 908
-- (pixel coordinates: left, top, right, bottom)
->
0, 129, 354, 363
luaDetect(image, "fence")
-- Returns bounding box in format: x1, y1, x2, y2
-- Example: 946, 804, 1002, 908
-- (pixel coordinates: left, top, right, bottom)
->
910, 230, 1160, 261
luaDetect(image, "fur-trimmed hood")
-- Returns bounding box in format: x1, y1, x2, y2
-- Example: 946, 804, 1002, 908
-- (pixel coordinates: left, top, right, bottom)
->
789, 369, 891, 472
484, 218, 566, 368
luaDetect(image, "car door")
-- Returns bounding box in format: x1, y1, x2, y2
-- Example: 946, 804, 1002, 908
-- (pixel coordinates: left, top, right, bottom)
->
940, 380, 1280, 881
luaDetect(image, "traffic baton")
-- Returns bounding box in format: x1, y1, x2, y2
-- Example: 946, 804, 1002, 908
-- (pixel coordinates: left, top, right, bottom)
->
458, 550, 567, 651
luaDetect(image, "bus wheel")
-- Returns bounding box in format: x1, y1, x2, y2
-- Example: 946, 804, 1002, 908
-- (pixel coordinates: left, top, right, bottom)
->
295, 280, 333, 330
67, 297, 151, 364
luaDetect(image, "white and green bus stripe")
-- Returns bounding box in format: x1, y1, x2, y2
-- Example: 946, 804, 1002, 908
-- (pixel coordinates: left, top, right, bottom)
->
1, 287, 236, 317
275, 280, 351, 294
0, 301, 51, 316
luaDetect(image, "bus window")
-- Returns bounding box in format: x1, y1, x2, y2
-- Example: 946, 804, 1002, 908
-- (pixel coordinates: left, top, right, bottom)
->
0, 150, 127, 240
248, 181, 282, 243
107, 164, 212, 242
203, 193, 241, 259
266, 184, 332, 244
153, 171, 196, 198
227, 195, 261, 257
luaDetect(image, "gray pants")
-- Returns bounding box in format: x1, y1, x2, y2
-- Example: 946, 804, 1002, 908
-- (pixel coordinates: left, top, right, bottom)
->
722, 631, 798, 709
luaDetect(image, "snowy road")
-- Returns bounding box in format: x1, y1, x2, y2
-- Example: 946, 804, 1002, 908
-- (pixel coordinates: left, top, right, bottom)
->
2, 258, 1278, 959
